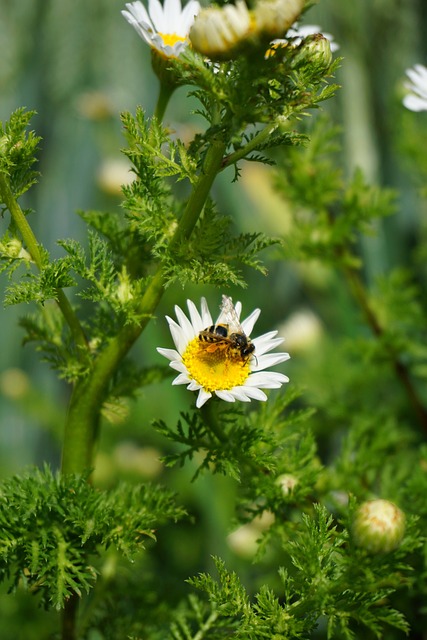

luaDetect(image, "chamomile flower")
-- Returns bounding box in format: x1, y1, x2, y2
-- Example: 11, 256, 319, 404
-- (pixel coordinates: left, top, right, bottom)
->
403, 64, 427, 112
122, 0, 201, 58
157, 296, 290, 409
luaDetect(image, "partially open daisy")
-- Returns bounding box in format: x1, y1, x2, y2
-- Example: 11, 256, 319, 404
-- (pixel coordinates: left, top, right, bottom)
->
122, 0, 201, 58
157, 296, 290, 408
403, 64, 427, 112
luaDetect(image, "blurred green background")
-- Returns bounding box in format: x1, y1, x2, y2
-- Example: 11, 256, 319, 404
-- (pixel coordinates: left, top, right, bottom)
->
1, 0, 427, 636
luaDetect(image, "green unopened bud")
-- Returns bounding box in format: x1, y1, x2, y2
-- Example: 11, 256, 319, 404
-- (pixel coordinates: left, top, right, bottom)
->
252, 0, 304, 39
297, 34, 332, 69
352, 499, 405, 554
189, 0, 252, 58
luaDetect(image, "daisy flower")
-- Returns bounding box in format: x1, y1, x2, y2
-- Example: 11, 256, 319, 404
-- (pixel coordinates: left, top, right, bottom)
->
403, 64, 427, 112
157, 296, 290, 408
122, 0, 201, 58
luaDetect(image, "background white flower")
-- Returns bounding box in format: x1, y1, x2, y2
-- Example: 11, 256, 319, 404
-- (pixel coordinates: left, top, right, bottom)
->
122, 0, 200, 57
157, 297, 290, 408
403, 64, 427, 112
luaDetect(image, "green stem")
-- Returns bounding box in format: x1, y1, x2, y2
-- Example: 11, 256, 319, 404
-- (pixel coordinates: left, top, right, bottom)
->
61, 135, 227, 475
61, 594, 79, 640
154, 81, 175, 122
0, 173, 87, 349
221, 122, 279, 171
0, 172, 43, 268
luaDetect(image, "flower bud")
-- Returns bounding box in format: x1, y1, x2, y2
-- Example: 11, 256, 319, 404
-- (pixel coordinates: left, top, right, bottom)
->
189, 0, 252, 58
276, 473, 298, 496
352, 499, 405, 554
115, 267, 134, 304
294, 34, 332, 70
252, 0, 304, 39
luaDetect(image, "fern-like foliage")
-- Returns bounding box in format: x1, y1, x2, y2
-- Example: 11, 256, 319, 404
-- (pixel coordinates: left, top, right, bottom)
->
0, 466, 186, 609
178, 503, 415, 640
0, 107, 40, 199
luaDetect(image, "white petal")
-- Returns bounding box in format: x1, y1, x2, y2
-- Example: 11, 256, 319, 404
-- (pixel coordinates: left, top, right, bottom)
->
246, 371, 288, 388
166, 316, 187, 353
234, 301, 242, 318
196, 389, 212, 408
180, 0, 200, 32
172, 372, 191, 385
169, 361, 188, 373
228, 387, 252, 402
215, 390, 236, 402
253, 352, 290, 371
187, 380, 202, 391
239, 386, 267, 401
187, 299, 204, 333
200, 297, 213, 327
403, 94, 427, 112
156, 347, 180, 361
174, 304, 196, 341
252, 331, 284, 355
147, 0, 166, 31
241, 308, 261, 335
164, 0, 181, 32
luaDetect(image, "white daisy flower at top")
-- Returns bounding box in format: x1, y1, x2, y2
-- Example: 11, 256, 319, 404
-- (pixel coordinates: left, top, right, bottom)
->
403, 64, 427, 112
122, 0, 201, 58
157, 295, 290, 409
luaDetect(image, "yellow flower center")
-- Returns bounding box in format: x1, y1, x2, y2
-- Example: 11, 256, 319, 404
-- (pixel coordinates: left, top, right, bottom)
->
159, 32, 187, 47
182, 337, 251, 393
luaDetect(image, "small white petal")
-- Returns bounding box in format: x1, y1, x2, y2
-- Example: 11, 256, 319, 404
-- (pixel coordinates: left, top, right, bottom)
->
200, 297, 213, 327
228, 387, 252, 402
174, 304, 196, 342
239, 386, 268, 401
187, 299, 204, 333
254, 352, 290, 370
247, 371, 289, 388
196, 389, 212, 408
169, 361, 188, 373
241, 308, 261, 335
215, 390, 236, 402
187, 380, 202, 391
172, 372, 191, 385
156, 347, 180, 361
166, 317, 187, 353
253, 332, 284, 355
181, 0, 201, 30
403, 94, 427, 112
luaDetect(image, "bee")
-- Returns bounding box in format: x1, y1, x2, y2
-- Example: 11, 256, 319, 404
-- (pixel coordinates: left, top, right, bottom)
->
198, 295, 255, 363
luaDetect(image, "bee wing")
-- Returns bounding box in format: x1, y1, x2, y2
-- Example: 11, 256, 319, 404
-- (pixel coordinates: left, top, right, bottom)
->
216, 295, 243, 334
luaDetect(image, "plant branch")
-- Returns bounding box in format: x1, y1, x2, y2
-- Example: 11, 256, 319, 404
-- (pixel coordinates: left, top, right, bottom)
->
221, 122, 279, 171
61, 135, 227, 475
0, 172, 88, 350
344, 264, 427, 435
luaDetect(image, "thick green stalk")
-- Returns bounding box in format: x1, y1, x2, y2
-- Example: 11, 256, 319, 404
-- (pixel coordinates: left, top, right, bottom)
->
61, 135, 227, 475
0, 172, 87, 350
